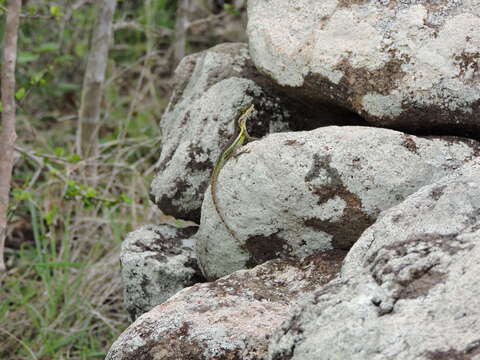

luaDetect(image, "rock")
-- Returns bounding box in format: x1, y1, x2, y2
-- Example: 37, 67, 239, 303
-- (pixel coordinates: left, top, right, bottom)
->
149, 42, 363, 223
269, 168, 480, 360
121, 224, 203, 320
106, 252, 344, 360
247, 0, 480, 139
342, 157, 480, 279
195, 126, 480, 280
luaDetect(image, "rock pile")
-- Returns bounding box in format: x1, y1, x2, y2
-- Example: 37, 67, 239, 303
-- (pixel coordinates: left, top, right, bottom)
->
108, 1, 480, 359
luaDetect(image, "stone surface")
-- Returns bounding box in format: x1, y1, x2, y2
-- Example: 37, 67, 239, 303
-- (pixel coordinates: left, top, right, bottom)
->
121, 224, 202, 320
248, 0, 480, 139
107, 252, 344, 360
149, 42, 364, 223
269, 168, 480, 360
196, 125, 480, 280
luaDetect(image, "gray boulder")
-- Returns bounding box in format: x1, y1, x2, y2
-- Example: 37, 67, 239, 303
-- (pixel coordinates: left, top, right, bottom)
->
269, 167, 480, 360
107, 252, 344, 360
121, 224, 202, 320
196, 125, 479, 280
247, 0, 480, 139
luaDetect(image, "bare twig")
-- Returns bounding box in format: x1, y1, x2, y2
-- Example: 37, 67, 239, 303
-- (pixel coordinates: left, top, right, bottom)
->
187, 12, 227, 31
113, 20, 143, 32
0, 0, 22, 273
0, 4, 56, 20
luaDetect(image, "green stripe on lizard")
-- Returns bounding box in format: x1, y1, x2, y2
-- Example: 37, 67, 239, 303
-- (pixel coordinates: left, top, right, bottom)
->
211, 104, 256, 241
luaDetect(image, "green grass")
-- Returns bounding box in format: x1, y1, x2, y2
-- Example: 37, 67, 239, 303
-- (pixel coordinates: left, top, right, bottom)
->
1, 90, 164, 359
0, 135, 163, 359
0, 1, 204, 357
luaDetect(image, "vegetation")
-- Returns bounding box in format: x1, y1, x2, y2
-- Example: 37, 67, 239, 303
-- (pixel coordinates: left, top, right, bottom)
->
0, 0, 242, 358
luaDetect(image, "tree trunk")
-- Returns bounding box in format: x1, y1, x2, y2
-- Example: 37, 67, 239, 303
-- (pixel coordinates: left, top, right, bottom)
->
77, 0, 117, 163
0, 0, 22, 273
173, 0, 189, 68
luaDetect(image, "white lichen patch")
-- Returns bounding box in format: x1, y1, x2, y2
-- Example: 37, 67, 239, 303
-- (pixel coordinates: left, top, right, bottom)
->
361, 92, 403, 118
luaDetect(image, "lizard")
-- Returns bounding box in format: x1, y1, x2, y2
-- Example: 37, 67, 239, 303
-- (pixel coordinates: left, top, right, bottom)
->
210, 104, 256, 242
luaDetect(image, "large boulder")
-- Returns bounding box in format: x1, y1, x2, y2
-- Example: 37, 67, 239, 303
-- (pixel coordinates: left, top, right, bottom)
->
120, 225, 202, 320
107, 252, 344, 360
248, 0, 480, 139
196, 125, 480, 280
269, 165, 480, 359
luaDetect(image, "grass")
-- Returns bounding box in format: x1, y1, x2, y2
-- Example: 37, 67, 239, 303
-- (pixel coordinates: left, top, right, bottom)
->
0, 1, 213, 357
0, 76, 166, 359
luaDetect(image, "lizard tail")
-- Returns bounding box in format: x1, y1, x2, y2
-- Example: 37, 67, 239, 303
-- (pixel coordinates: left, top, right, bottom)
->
211, 183, 241, 243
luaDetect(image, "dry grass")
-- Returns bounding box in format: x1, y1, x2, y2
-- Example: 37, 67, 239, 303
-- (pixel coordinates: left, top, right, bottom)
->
0, 131, 165, 359
0, 53, 168, 357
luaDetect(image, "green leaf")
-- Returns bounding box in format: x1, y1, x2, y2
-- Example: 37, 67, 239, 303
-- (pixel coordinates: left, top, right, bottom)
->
54, 147, 65, 157
17, 51, 39, 64
82, 197, 94, 209
12, 189, 31, 201
48, 168, 60, 176
58, 82, 79, 91
64, 179, 80, 199
30, 72, 44, 85
54, 55, 75, 65
44, 206, 58, 226
74, 42, 88, 57
66, 153, 81, 163
49, 5, 63, 18
223, 3, 240, 15
0, 103, 3, 112
118, 194, 132, 204
85, 187, 97, 198
35, 42, 59, 53
15, 88, 26, 100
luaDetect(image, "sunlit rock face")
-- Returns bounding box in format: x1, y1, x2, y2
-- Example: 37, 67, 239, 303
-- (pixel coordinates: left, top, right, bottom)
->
195, 126, 480, 280
107, 252, 343, 360
269, 163, 480, 360
248, 0, 480, 139
120, 224, 202, 320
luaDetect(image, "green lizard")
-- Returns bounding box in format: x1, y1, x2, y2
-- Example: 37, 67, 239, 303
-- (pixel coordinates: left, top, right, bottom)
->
211, 104, 256, 241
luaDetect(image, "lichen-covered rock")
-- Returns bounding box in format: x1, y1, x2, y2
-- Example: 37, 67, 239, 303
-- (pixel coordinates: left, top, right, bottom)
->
107, 252, 344, 360
196, 126, 480, 280
248, 0, 480, 139
269, 168, 480, 360
121, 224, 202, 320
149, 42, 363, 223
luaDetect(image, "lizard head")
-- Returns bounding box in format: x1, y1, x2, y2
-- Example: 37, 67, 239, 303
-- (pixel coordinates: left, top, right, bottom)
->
238, 104, 255, 132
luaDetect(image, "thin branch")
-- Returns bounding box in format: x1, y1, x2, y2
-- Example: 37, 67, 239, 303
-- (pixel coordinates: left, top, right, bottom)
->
186, 12, 227, 31
0, 5, 56, 20
113, 21, 142, 32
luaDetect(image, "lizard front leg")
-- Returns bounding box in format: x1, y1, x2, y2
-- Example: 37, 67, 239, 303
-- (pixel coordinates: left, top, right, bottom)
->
231, 147, 251, 159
